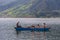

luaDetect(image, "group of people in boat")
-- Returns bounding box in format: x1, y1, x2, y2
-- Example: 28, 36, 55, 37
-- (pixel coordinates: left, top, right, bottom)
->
16, 21, 47, 28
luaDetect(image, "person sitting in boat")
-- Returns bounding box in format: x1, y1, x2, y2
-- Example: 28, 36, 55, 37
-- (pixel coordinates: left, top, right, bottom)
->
43, 23, 47, 28
16, 21, 22, 28
36, 24, 40, 28
31, 25, 35, 28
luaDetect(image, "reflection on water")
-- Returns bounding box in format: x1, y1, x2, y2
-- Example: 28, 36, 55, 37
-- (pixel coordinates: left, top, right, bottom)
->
0, 18, 60, 40
16, 31, 47, 40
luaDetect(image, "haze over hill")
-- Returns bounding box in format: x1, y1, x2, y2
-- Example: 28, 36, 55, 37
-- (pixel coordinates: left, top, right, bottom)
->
0, 0, 60, 18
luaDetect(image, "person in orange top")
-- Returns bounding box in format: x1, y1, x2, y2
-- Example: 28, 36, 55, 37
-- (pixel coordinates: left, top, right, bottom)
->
31, 25, 35, 28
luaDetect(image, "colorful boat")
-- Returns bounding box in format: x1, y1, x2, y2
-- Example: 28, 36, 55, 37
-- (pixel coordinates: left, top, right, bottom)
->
15, 27, 50, 32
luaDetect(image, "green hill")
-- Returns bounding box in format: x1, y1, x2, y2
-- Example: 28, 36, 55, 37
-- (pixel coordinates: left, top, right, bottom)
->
0, 0, 60, 18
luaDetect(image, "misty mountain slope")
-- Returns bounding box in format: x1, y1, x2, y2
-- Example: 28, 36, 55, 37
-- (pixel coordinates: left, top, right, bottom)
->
29, 0, 60, 17
46, 0, 60, 11
0, 0, 60, 18
0, 0, 34, 17
0, 0, 31, 12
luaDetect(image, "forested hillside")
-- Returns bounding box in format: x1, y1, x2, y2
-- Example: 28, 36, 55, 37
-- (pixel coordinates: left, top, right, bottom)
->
0, 0, 60, 18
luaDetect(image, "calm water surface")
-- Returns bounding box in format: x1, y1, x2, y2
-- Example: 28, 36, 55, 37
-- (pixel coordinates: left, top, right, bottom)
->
0, 18, 60, 40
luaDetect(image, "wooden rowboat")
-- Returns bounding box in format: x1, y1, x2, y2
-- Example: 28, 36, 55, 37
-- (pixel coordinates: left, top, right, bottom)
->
15, 27, 50, 32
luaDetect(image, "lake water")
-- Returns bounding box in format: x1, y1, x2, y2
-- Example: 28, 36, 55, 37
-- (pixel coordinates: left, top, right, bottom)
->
0, 18, 60, 40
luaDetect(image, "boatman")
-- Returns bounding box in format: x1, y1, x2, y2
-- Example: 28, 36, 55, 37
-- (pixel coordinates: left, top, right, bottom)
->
16, 21, 22, 28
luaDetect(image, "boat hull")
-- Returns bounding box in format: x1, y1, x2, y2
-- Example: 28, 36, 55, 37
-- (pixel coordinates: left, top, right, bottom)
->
15, 27, 50, 32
